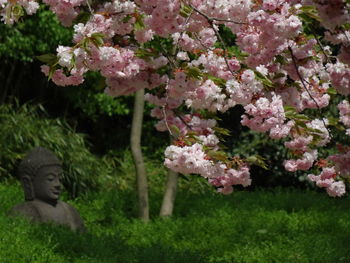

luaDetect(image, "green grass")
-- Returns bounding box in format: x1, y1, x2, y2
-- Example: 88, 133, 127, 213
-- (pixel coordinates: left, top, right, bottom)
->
1, 183, 350, 263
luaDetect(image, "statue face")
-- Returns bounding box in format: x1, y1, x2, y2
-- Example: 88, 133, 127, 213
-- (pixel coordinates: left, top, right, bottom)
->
32, 165, 63, 203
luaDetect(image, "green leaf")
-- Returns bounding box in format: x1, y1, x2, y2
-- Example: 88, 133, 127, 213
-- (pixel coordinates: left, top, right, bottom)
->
135, 48, 159, 59
298, 12, 321, 23
254, 71, 273, 88
299, 5, 317, 12
275, 55, 287, 65
304, 127, 323, 135
134, 13, 145, 30
327, 117, 338, 126
294, 114, 310, 121
186, 67, 203, 80
207, 150, 227, 162
207, 75, 227, 87
69, 53, 76, 70
246, 155, 268, 170
36, 54, 58, 66
284, 105, 297, 113
170, 125, 180, 137
273, 73, 286, 80
327, 88, 337, 95
229, 46, 248, 60
122, 14, 133, 23
48, 65, 57, 81
342, 23, 350, 30
91, 32, 105, 39
73, 12, 91, 24
90, 33, 105, 47
299, 5, 321, 21
90, 37, 104, 47
295, 120, 307, 129
212, 127, 231, 136
180, 4, 193, 18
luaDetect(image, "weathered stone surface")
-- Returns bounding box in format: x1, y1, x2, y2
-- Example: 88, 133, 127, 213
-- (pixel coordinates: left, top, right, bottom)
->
9, 147, 85, 232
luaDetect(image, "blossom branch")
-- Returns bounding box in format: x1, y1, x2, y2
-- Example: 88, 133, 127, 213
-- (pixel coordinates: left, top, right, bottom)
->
187, 3, 237, 77
185, 2, 247, 25
312, 33, 332, 63
288, 46, 332, 137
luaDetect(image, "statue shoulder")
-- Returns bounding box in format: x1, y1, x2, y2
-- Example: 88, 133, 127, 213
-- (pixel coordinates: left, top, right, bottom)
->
8, 201, 41, 220
59, 201, 81, 216
59, 201, 85, 232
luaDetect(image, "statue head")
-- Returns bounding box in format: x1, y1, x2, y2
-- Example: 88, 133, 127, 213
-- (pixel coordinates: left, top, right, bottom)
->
18, 147, 63, 204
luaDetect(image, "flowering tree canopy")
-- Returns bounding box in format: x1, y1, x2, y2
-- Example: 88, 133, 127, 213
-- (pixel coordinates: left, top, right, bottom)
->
2, 0, 350, 197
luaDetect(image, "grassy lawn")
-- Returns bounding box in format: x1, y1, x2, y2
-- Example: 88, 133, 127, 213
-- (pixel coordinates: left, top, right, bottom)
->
1, 183, 350, 263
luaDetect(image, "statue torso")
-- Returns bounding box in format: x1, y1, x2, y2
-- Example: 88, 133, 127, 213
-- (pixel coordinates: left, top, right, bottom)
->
10, 200, 85, 232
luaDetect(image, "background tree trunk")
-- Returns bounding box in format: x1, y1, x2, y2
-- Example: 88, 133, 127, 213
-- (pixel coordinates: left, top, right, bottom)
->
159, 168, 178, 217
130, 89, 149, 222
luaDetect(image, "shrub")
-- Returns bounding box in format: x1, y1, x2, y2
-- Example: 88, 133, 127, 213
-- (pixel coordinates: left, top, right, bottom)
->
0, 5, 72, 62
0, 103, 114, 197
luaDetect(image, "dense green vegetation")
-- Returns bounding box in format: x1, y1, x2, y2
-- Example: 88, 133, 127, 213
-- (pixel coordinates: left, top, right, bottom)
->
1, 183, 349, 263
0, 6, 72, 62
0, 103, 114, 197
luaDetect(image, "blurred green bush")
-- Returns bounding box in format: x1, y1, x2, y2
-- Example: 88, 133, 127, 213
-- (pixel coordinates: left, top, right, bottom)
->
0, 102, 115, 197
0, 5, 72, 62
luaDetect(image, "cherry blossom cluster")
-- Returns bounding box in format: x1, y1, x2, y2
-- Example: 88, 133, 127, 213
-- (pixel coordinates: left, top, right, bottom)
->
306, 0, 349, 31
191, 51, 239, 80
329, 150, 350, 178
0, 0, 39, 24
308, 167, 346, 197
42, 0, 85, 26
338, 100, 350, 136
280, 117, 330, 171
41, 3, 168, 94
189, 0, 251, 33
136, 0, 185, 37
241, 93, 292, 139
4, 0, 350, 196
238, 1, 302, 67
326, 63, 350, 96
164, 143, 251, 194
309, 0, 350, 98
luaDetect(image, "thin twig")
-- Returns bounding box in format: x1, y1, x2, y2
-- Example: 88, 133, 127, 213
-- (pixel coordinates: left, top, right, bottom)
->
161, 48, 178, 69
174, 9, 194, 56
186, 2, 247, 25
341, 29, 350, 45
313, 33, 331, 63
163, 79, 175, 137
86, 0, 93, 14
211, 17, 247, 24
188, 3, 237, 77
162, 106, 174, 137
174, 110, 194, 131
193, 32, 215, 51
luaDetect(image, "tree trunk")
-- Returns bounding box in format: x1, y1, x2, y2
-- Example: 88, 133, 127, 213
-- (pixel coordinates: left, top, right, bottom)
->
159, 168, 178, 217
130, 89, 149, 222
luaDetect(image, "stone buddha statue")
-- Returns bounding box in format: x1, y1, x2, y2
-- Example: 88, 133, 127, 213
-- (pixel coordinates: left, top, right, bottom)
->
9, 147, 85, 232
